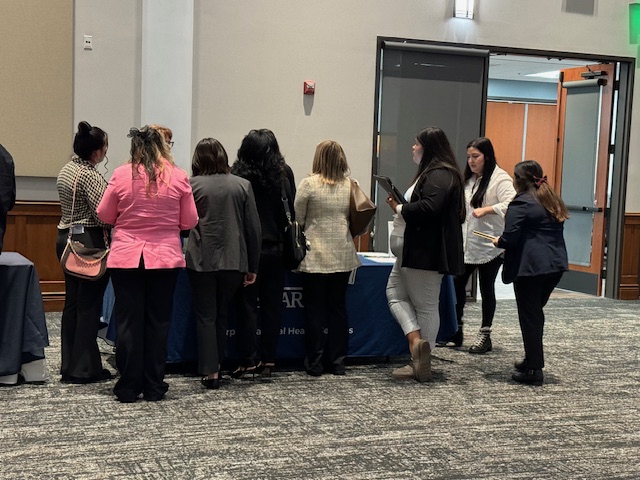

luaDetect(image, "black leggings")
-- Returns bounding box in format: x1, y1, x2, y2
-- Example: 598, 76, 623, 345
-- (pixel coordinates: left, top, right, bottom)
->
453, 256, 503, 329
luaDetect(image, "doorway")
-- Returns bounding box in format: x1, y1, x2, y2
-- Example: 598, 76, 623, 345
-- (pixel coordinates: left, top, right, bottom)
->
373, 39, 634, 299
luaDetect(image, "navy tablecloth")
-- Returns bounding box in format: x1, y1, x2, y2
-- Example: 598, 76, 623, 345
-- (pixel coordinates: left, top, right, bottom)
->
102, 255, 457, 362
0, 253, 48, 376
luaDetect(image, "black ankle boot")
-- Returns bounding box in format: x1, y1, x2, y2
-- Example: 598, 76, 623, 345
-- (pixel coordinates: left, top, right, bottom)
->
468, 327, 492, 354
512, 369, 543, 386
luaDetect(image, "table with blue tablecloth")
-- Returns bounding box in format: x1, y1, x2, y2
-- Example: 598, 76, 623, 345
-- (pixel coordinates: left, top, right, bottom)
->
0, 252, 49, 385
102, 254, 457, 363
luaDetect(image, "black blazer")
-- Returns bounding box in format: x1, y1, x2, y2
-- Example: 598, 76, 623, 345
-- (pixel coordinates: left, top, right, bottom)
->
0, 144, 16, 253
497, 192, 568, 284
401, 167, 464, 275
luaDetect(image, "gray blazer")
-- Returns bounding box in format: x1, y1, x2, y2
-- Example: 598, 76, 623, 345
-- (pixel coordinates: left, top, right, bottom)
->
185, 173, 261, 273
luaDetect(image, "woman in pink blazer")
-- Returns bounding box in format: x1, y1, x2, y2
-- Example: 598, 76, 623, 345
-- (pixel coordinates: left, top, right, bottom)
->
97, 126, 198, 403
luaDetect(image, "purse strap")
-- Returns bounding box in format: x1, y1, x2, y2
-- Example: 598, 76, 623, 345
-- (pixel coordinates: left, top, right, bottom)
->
67, 166, 109, 248
280, 179, 293, 224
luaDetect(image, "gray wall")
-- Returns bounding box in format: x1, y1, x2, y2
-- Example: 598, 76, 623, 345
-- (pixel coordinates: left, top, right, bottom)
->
22, 0, 640, 212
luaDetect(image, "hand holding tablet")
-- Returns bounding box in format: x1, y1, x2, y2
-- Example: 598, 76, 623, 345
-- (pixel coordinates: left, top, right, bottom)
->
373, 175, 407, 204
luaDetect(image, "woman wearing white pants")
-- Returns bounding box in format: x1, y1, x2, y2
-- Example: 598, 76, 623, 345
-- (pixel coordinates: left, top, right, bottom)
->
385, 126, 465, 382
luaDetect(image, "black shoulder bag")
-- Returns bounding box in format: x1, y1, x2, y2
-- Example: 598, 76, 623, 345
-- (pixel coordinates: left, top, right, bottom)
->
281, 180, 307, 270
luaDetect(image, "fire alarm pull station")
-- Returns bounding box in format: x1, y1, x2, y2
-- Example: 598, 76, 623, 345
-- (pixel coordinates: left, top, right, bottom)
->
304, 80, 315, 95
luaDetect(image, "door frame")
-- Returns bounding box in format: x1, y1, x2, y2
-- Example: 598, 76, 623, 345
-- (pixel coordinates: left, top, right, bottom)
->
554, 64, 615, 296
373, 38, 635, 299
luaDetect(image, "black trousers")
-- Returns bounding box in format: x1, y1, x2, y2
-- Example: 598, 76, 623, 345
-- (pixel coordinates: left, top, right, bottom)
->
188, 269, 244, 375
513, 271, 563, 370
302, 271, 350, 374
235, 248, 285, 365
110, 261, 179, 401
454, 256, 503, 329
56, 228, 109, 379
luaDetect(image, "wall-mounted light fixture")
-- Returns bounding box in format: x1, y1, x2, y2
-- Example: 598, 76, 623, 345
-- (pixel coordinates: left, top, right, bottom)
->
454, 0, 475, 19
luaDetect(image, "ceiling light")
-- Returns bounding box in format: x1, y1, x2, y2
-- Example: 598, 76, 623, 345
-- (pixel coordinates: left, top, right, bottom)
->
454, 0, 475, 19
525, 70, 561, 80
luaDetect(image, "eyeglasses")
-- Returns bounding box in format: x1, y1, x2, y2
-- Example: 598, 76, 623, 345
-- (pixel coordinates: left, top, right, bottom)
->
168, 141, 174, 148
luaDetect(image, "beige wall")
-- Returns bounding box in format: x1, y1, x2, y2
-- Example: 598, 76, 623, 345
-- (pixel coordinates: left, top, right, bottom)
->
0, 1, 73, 178
7, 0, 640, 213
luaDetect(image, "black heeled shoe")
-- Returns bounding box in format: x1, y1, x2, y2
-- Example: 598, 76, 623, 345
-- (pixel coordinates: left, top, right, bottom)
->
436, 326, 463, 348
230, 365, 256, 379
255, 362, 275, 377
201, 376, 220, 390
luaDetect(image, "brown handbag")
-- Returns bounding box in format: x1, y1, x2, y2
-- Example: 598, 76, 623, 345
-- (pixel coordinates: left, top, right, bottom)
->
59, 168, 110, 280
348, 178, 376, 237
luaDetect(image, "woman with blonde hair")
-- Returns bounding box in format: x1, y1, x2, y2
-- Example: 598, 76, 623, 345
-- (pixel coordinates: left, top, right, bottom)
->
97, 125, 198, 402
294, 140, 360, 376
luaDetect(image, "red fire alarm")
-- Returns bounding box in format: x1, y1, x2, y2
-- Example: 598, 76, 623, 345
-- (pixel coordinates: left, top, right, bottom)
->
304, 80, 315, 95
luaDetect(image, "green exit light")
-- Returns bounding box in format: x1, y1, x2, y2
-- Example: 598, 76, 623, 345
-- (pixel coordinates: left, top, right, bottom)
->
630, 3, 640, 44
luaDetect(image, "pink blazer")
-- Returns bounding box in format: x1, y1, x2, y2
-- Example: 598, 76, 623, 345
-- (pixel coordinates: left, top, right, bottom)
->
97, 159, 198, 269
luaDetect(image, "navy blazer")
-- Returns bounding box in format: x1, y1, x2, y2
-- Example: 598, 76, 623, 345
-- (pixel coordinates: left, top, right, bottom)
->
497, 192, 568, 284
401, 167, 464, 275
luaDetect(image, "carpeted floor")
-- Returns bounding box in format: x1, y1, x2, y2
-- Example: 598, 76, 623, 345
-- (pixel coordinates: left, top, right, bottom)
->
1, 297, 639, 479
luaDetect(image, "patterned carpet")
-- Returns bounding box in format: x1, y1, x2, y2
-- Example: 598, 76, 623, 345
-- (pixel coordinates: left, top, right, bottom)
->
1, 297, 639, 479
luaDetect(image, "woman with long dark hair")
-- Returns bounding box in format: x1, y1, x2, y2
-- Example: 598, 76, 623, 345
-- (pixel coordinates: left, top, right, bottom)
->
56, 121, 111, 384
97, 125, 198, 402
385, 126, 465, 382
232, 129, 296, 378
494, 160, 568, 385
185, 138, 261, 389
446, 137, 515, 353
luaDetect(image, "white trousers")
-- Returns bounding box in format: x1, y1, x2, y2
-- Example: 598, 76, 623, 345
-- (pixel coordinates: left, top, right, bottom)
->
386, 247, 443, 350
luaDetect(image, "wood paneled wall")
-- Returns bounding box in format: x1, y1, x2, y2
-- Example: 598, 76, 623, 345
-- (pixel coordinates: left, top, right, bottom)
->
4, 204, 638, 303
4, 202, 64, 311
485, 101, 557, 184
620, 213, 640, 300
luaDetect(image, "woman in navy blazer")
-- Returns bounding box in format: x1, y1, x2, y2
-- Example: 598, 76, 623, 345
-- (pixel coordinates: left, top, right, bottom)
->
494, 160, 568, 385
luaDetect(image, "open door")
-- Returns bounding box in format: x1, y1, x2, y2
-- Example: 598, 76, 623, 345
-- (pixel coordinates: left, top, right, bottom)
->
373, 41, 489, 253
554, 63, 615, 296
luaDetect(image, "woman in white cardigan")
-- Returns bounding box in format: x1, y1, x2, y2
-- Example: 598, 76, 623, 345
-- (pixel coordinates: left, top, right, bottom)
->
294, 140, 360, 376
446, 137, 516, 353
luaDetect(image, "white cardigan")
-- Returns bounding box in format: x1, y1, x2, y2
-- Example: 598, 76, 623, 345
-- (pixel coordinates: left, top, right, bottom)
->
462, 166, 516, 265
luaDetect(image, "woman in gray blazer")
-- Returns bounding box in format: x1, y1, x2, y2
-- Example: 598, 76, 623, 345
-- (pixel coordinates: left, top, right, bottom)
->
294, 140, 360, 376
185, 138, 261, 390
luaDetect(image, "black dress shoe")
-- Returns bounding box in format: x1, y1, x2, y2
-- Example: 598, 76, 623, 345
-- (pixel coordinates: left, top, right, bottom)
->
436, 326, 463, 348
514, 359, 527, 372
143, 394, 165, 402
512, 369, 544, 386
65, 368, 112, 384
201, 376, 220, 390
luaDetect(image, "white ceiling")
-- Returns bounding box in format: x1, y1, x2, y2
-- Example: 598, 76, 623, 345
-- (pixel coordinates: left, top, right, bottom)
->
489, 54, 594, 83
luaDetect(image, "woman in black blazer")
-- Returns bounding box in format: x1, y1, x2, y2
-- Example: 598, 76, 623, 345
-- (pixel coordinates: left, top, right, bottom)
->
232, 129, 296, 378
494, 160, 569, 385
385, 126, 465, 382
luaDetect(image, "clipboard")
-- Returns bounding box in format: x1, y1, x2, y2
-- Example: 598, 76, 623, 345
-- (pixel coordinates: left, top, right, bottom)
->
373, 174, 407, 204
472, 230, 498, 241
